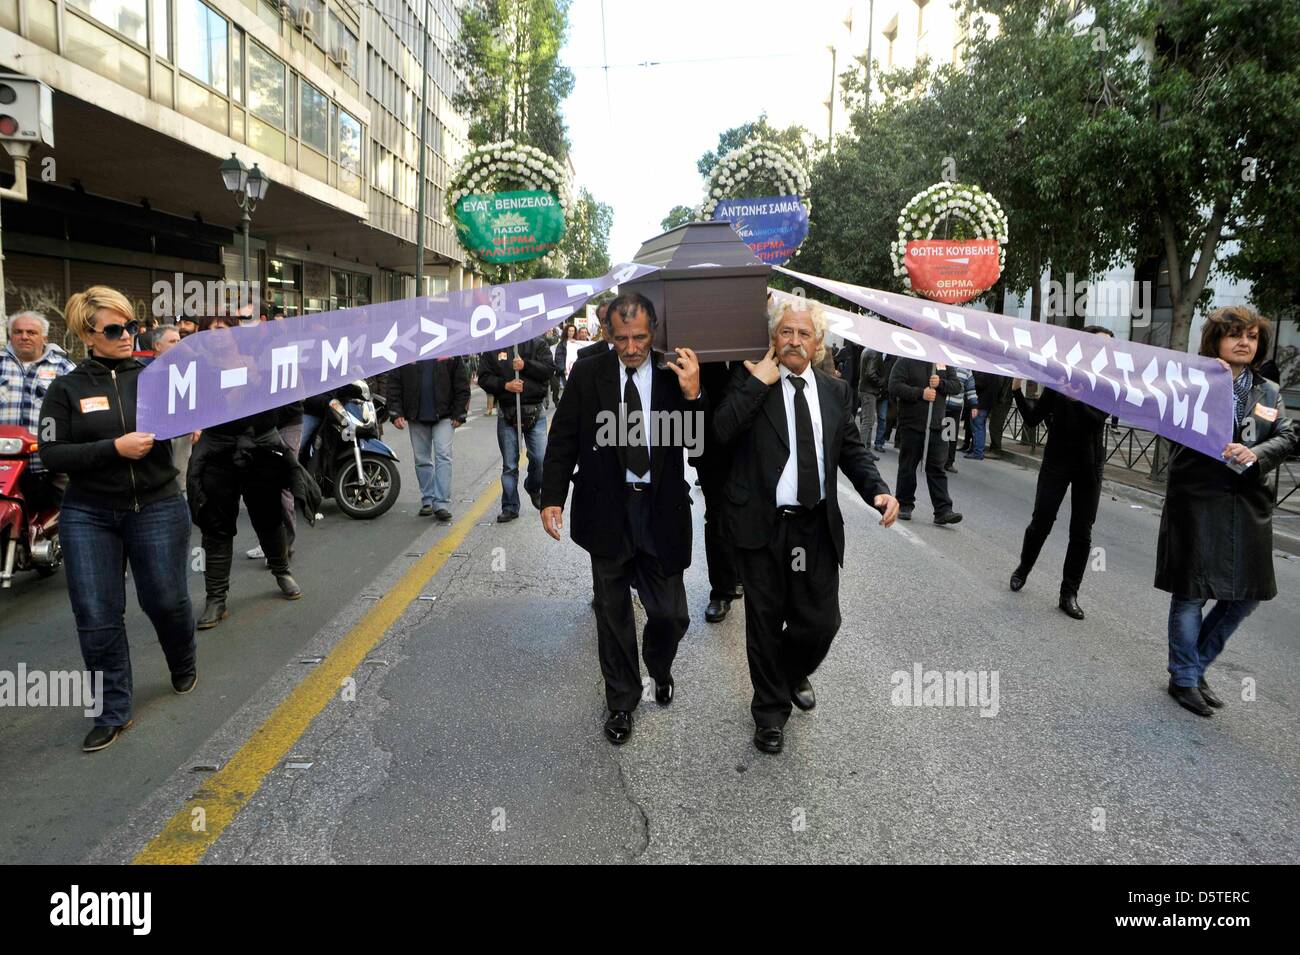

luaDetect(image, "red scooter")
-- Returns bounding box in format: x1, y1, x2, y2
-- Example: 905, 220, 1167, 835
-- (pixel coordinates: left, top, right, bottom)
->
0, 425, 62, 588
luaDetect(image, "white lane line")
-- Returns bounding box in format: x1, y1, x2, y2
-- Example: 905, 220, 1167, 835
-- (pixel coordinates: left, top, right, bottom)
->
837, 480, 928, 548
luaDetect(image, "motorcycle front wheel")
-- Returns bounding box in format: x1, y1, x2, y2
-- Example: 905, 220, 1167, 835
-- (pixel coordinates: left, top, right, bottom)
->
333, 454, 401, 519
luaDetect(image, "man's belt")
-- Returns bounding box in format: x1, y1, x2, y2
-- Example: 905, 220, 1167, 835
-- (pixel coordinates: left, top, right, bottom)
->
627, 481, 651, 492
776, 500, 825, 518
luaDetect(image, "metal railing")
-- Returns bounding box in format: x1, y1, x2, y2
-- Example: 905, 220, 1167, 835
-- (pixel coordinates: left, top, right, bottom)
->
999, 406, 1299, 511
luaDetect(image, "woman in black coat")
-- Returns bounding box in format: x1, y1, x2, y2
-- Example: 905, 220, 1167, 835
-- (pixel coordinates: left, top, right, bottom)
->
1156, 307, 1297, 717
39, 286, 196, 752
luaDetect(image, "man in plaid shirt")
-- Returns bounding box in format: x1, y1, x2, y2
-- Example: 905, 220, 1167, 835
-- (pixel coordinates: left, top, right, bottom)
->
2, 312, 76, 501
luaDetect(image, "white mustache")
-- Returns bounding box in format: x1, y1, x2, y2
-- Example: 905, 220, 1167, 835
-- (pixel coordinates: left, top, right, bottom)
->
781, 345, 808, 358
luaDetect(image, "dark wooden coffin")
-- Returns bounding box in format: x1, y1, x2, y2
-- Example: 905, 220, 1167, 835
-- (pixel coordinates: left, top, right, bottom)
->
622, 220, 771, 364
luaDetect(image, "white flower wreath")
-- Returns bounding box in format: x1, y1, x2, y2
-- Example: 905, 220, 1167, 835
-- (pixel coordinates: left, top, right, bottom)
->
890, 182, 1008, 290
447, 140, 572, 267
698, 138, 812, 222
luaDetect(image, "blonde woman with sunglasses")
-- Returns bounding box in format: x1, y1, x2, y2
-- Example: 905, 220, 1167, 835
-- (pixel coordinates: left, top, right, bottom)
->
38, 286, 197, 753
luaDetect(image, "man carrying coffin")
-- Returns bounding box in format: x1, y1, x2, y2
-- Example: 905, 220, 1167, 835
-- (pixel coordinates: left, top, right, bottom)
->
713, 298, 899, 755
540, 293, 704, 746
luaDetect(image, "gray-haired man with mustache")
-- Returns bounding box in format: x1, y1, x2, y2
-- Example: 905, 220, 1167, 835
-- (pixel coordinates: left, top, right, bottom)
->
713, 298, 899, 754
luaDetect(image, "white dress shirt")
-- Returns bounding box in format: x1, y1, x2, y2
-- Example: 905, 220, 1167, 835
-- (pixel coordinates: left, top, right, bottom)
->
622, 357, 653, 483
775, 365, 826, 507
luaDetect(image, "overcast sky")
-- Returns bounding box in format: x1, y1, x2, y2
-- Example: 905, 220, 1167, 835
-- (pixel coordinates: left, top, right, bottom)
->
561, 0, 846, 265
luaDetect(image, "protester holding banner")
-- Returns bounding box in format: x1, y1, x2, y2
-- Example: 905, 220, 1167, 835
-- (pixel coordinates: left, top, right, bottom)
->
188, 314, 305, 629
386, 356, 470, 521
1008, 327, 1114, 621
889, 358, 963, 524
38, 286, 196, 753
1156, 307, 1297, 718
477, 335, 555, 522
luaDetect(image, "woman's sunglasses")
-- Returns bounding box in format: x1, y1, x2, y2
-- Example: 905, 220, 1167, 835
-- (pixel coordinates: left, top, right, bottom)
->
93, 319, 140, 341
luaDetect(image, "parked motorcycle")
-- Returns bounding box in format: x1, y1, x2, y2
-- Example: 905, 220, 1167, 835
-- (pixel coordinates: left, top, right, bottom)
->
302, 380, 402, 520
0, 426, 62, 588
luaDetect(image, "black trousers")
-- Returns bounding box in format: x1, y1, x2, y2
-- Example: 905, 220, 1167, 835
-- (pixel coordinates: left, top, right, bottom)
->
1019, 463, 1102, 595
589, 490, 689, 712
698, 473, 740, 601
194, 456, 290, 575
735, 506, 841, 729
895, 426, 953, 513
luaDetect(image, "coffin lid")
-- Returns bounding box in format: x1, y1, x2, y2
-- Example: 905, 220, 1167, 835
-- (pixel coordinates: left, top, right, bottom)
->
626, 219, 772, 280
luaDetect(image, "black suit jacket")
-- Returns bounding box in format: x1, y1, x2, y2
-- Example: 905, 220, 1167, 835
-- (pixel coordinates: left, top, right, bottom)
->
541, 348, 706, 575
889, 357, 961, 431
383, 357, 470, 423
711, 364, 890, 567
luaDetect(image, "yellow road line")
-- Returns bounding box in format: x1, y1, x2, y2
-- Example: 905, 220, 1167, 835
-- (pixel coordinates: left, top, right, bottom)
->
134, 479, 504, 864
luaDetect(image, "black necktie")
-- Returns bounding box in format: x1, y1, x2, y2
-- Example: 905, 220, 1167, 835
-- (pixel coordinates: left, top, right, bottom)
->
789, 376, 820, 508
623, 366, 650, 477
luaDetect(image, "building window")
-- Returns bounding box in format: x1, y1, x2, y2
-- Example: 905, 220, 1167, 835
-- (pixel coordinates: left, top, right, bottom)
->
248, 41, 286, 128
68, 0, 149, 47
329, 12, 358, 74
301, 0, 325, 44
151, 0, 169, 59
288, 72, 297, 137
339, 110, 362, 173
177, 0, 228, 93
300, 80, 329, 153
231, 27, 244, 103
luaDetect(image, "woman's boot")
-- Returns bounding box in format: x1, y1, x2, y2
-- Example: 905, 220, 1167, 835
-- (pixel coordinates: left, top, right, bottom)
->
263, 530, 302, 600
198, 537, 232, 628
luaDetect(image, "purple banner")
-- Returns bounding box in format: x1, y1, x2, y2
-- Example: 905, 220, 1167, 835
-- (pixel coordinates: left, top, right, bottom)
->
777, 267, 1235, 460
769, 289, 1019, 378
138, 263, 658, 438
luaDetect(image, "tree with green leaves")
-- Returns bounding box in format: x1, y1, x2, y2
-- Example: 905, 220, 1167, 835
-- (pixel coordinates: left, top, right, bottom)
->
455, 0, 575, 162
696, 114, 816, 180
660, 205, 695, 232
558, 187, 614, 278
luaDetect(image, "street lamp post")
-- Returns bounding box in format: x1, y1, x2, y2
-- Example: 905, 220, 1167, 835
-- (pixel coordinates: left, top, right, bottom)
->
219, 153, 270, 286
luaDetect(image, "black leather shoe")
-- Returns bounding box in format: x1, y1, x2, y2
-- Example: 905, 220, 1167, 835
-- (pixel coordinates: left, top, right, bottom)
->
934, 510, 963, 525
1058, 592, 1085, 619
418, 504, 434, 516
704, 598, 730, 623
753, 726, 784, 754
604, 710, 632, 745
791, 677, 816, 711
171, 671, 198, 694
529, 489, 543, 511
1198, 677, 1224, 708
275, 574, 303, 600
197, 598, 227, 630
82, 720, 132, 753
434, 509, 453, 522
1168, 679, 1213, 717
898, 507, 913, 521
654, 680, 674, 706
497, 511, 518, 523
1009, 567, 1027, 592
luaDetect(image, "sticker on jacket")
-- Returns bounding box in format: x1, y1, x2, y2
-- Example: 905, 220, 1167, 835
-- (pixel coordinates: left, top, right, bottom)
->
1253, 402, 1278, 423
80, 396, 110, 413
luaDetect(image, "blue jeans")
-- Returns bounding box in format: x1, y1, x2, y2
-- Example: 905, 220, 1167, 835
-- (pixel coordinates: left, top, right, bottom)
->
60, 495, 196, 727
497, 411, 546, 514
875, 398, 889, 449
968, 409, 988, 458
409, 418, 454, 508
1167, 595, 1259, 687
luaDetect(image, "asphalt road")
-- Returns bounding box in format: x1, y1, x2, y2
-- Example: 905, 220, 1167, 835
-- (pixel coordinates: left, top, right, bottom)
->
3, 390, 1298, 864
